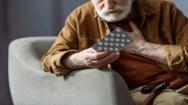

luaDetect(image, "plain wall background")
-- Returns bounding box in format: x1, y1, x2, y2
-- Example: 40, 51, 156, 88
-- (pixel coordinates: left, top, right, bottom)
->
7, 0, 86, 39
174, 0, 188, 17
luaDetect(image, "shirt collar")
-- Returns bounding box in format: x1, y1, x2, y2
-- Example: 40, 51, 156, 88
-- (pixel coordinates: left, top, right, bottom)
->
134, 0, 156, 27
135, 0, 155, 16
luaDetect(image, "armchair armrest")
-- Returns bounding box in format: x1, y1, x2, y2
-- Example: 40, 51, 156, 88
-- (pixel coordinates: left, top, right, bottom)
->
8, 37, 134, 105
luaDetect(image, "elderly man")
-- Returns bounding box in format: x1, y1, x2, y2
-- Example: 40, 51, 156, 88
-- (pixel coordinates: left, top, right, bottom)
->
41, 0, 188, 104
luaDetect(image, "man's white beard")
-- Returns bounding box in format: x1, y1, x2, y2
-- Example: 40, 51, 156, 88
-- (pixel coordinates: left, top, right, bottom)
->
93, 0, 133, 22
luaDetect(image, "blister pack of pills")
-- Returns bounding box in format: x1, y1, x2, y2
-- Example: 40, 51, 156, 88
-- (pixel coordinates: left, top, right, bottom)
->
93, 27, 132, 52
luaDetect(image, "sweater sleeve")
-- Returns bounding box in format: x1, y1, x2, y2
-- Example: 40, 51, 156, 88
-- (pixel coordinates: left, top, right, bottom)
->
163, 3, 188, 73
41, 12, 79, 76
165, 45, 188, 73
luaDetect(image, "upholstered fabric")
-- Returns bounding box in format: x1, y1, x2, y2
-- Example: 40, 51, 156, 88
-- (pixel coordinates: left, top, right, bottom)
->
8, 37, 135, 105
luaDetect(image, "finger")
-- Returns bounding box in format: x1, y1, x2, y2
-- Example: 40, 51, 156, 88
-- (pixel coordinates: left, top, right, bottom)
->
97, 52, 120, 65
89, 51, 112, 60
87, 52, 120, 68
84, 59, 98, 67
108, 52, 120, 63
129, 21, 139, 32
86, 47, 98, 53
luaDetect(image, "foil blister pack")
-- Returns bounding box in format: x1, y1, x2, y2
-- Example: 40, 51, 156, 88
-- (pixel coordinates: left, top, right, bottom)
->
93, 27, 132, 52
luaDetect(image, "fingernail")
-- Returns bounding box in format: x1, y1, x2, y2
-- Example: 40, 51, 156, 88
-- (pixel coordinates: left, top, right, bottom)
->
116, 52, 120, 55
112, 52, 118, 56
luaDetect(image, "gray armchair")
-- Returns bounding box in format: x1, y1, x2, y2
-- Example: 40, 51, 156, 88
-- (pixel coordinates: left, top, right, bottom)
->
8, 1, 188, 105
8, 37, 135, 105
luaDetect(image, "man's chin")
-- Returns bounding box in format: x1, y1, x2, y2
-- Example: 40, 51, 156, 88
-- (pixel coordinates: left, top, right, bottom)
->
101, 15, 127, 22
105, 18, 123, 22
